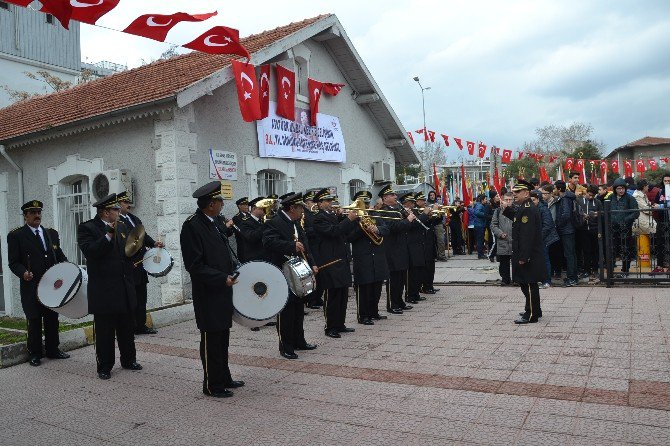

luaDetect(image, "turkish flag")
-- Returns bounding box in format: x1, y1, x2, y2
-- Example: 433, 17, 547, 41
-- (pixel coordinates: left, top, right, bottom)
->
660, 157, 670, 164
539, 166, 550, 183
258, 64, 270, 119
599, 160, 608, 173
231, 60, 261, 122
502, 149, 512, 164
183, 26, 249, 59
549, 155, 558, 163
275, 64, 296, 120
636, 159, 646, 173
477, 143, 487, 159
564, 158, 574, 171
123, 11, 217, 42
454, 137, 464, 150
39, 0, 73, 28
416, 128, 428, 141
433, 164, 441, 194
307, 78, 344, 126
428, 130, 436, 143
466, 141, 475, 156
649, 159, 658, 171
441, 134, 450, 146
41, 0, 119, 28
611, 160, 619, 173
461, 164, 471, 207
518, 152, 524, 160
624, 160, 633, 177
407, 132, 414, 145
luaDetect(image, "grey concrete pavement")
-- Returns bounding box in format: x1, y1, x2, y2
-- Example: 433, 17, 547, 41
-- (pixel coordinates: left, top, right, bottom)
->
1, 285, 669, 445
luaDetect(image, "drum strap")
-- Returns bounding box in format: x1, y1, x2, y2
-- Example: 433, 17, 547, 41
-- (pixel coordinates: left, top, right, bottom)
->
42, 227, 59, 265
58, 267, 83, 307
213, 221, 242, 270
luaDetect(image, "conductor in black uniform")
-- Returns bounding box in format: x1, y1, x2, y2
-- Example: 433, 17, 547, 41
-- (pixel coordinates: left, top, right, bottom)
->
7, 200, 70, 366
347, 191, 390, 325
180, 181, 245, 397
502, 180, 545, 324
117, 191, 162, 335
312, 188, 358, 338
78, 194, 142, 380
262, 192, 318, 359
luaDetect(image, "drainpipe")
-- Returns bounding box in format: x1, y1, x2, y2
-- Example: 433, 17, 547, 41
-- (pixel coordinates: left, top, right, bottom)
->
0, 145, 23, 212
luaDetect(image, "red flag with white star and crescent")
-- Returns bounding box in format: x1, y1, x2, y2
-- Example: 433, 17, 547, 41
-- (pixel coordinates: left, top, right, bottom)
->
231, 60, 261, 122
123, 11, 218, 42
41, 0, 119, 28
275, 64, 296, 120
259, 64, 271, 119
183, 26, 249, 59
307, 78, 345, 126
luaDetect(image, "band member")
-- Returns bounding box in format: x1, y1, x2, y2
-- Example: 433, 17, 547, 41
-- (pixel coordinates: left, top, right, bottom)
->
7, 200, 69, 366
415, 192, 441, 294
302, 190, 324, 309
117, 191, 163, 335
378, 184, 416, 314
312, 188, 358, 338
232, 197, 249, 262
238, 197, 270, 262
402, 193, 431, 304
502, 180, 545, 324
78, 194, 141, 380
180, 181, 244, 397
262, 192, 318, 359
348, 191, 389, 325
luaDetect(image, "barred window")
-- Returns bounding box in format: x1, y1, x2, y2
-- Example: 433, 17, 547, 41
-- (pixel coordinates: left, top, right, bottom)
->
257, 170, 287, 197
349, 179, 367, 201
56, 177, 89, 267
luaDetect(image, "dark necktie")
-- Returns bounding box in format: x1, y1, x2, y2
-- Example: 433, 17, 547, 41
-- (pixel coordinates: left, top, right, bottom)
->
123, 215, 135, 228
34, 229, 46, 251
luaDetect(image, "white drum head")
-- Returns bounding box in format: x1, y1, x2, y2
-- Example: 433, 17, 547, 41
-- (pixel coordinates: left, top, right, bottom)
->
143, 247, 173, 277
38, 262, 81, 308
233, 261, 288, 322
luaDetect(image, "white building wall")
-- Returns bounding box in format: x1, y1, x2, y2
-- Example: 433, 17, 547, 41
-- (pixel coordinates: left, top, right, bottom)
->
0, 57, 79, 109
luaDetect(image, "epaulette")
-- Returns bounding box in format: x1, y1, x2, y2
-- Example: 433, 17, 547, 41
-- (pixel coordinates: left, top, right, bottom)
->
185, 213, 196, 222
525, 202, 531, 207
9, 226, 21, 233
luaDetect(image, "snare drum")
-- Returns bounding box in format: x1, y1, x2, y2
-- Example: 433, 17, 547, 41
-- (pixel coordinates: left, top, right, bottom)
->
232, 261, 288, 328
142, 247, 174, 278
282, 256, 316, 297
37, 262, 89, 319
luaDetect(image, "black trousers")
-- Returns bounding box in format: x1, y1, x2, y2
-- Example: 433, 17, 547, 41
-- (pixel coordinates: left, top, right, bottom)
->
406, 266, 424, 300
134, 282, 148, 330
200, 329, 232, 394
421, 260, 436, 292
277, 293, 306, 354
93, 313, 136, 373
305, 283, 324, 307
579, 230, 599, 274
520, 283, 541, 320
26, 308, 60, 357
386, 270, 406, 310
324, 287, 348, 331
498, 255, 511, 284
356, 282, 382, 321
655, 222, 670, 268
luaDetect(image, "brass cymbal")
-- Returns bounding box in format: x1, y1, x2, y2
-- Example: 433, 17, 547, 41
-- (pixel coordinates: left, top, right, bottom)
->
125, 225, 145, 257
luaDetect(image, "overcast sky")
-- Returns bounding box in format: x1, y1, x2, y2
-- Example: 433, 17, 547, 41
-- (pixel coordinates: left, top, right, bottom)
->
81, 0, 670, 155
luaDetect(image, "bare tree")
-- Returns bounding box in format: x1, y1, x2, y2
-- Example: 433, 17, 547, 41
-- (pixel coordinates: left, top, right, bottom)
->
522, 122, 605, 154
3, 69, 94, 104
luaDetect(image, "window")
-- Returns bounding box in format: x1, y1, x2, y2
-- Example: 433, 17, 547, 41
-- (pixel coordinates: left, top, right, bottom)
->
349, 179, 367, 201
57, 177, 90, 267
257, 170, 287, 197
0, 3, 9, 10
46, 14, 54, 24
294, 58, 309, 98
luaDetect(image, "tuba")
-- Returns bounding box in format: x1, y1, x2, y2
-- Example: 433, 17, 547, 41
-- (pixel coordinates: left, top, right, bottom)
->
254, 198, 278, 223
341, 198, 383, 245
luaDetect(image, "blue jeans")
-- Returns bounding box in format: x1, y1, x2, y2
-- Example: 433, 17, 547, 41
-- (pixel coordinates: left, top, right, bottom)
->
543, 242, 553, 284
561, 233, 577, 281
475, 227, 485, 257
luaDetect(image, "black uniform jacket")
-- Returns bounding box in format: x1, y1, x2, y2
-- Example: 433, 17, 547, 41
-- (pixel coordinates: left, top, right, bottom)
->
347, 216, 390, 285
262, 211, 314, 270
311, 211, 356, 289
503, 199, 546, 284
78, 216, 137, 315
302, 206, 318, 247
423, 214, 442, 262
380, 205, 413, 272
119, 212, 156, 285
180, 209, 235, 331
232, 212, 248, 262
406, 210, 431, 267
8, 225, 68, 318
238, 214, 270, 262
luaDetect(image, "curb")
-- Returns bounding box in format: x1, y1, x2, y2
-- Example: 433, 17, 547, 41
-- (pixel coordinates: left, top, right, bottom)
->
0, 302, 194, 369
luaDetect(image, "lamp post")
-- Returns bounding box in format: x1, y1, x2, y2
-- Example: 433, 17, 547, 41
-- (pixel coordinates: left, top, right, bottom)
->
413, 76, 431, 183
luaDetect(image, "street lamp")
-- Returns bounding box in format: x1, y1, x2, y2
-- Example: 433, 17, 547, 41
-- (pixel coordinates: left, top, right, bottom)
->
414, 76, 431, 183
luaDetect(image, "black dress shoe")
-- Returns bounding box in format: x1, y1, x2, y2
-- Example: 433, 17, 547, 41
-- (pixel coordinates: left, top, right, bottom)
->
387, 308, 403, 314
416, 295, 427, 300
280, 351, 298, 360
250, 327, 260, 332
514, 317, 538, 324
46, 350, 70, 359
372, 314, 388, 320
264, 321, 276, 327
400, 304, 413, 310
519, 312, 543, 318
295, 343, 317, 350
122, 362, 143, 370
429, 288, 440, 293
339, 326, 355, 333
28, 356, 41, 367
98, 371, 111, 380
325, 330, 341, 338
306, 304, 322, 309
359, 319, 374, 325
226, 380, 245, 388
135, 326, 158, 335
203, 389, 233, 398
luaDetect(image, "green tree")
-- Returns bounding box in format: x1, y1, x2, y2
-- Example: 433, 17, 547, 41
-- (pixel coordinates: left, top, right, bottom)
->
646, 168, 670, 186
503, 157, 539, 180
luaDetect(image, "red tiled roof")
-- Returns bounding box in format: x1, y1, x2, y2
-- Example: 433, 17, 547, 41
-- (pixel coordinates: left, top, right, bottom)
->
622, 136, 670, 147
0, 14, 330, 143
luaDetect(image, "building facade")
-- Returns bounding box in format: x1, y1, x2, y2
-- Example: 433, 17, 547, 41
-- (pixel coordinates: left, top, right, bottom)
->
0, 14, 417, 316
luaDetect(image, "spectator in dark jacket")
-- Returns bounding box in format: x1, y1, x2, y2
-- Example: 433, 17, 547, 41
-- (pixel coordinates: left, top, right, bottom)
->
531, 189, 559, 288
576, 185, 603, 278
473, 195, 487, 259
653, 174, 670, 271
554, 180, 578, 286
607, 178, 639, 275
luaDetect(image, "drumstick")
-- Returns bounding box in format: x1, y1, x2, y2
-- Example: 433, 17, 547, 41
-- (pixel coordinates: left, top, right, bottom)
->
316, 258, 342, 272
133, 253, 155, 267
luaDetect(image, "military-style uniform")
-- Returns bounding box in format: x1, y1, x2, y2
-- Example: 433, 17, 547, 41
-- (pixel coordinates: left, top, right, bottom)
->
262, 192, 316, 357
232, 197, 249, 262
77, 194, 139, 376
180, 182, 241, 396
7, 200, 68, 363
503, 181, 545, 323
403, 194, 431, 304
238, 197, 270, 263
311, 188, 357, 337
302, 191, 324, 309
117, 192, 157, 334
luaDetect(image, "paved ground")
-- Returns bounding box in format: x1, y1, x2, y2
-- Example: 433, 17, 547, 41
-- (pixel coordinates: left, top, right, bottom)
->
2, 284, 670, 445
435, 254, 500, 283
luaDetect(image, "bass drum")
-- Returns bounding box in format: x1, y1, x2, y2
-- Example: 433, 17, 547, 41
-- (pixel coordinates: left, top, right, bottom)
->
282, 256, 315, 297
232, 261, 288, 328
37, 262, 89, 319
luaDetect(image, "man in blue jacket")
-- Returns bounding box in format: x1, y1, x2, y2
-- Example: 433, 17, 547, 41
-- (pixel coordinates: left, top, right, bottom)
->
472, 195, 488, 259
554, 180, 578, 286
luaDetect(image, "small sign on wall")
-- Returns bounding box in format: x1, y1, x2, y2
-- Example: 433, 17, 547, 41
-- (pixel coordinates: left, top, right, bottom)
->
219, 181, 234, 199
209, 149, 238, 180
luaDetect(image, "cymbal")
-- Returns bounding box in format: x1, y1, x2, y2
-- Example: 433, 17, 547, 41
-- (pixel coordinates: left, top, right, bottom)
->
125, 225, 145, 257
